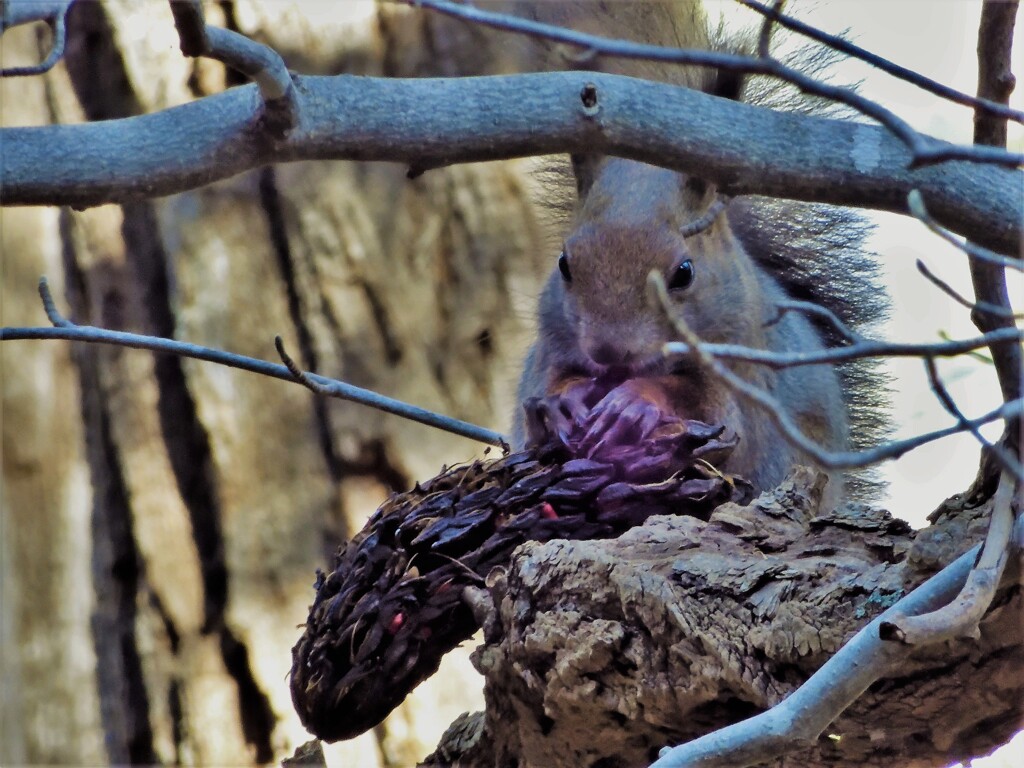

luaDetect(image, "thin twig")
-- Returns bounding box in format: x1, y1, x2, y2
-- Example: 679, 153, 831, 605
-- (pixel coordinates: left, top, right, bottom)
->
735, 0, 1024, 124
204, 26, 294, 102
166, 0, 296, 131
0, 0, 70, 77
923, 358, 1022, 483
925, 357, 994, 453
939, 331, 993, 365
880, 471, 1018, 645
915, 260, 1021, 320
663, 326, 1023, 370
767, 300, 860, 344
652, 273, 1024, 471
168, 0, 207, 57
908, 190, 1024, 272
3, 278, 509, 451
404, 0, 1023, 169
0, 0, 71, 31
38, 277, 72, 327
770, 294, 1015, 371
965, 1, 1022, 475
274, 335, 320, 390
755, 0, 786, 59
679, 198, 729, 238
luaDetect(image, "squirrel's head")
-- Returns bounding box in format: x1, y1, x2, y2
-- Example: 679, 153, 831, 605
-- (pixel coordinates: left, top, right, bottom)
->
553, 156, 769, 376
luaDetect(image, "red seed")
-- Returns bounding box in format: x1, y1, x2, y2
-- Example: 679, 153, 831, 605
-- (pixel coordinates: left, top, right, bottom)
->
540, 502, 558, 520
387, 612, 405, 635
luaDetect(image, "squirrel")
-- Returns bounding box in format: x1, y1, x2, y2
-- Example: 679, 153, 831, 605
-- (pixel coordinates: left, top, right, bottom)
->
504, 0, 888, 504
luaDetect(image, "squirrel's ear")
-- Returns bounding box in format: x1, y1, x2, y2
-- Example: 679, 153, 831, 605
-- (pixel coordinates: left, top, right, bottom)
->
570, 154, 601, 199
710, 68, 745, 102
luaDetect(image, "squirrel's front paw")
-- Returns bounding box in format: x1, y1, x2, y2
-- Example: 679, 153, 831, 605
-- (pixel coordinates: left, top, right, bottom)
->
522, 390, 590, 449
577, 381, 669, 459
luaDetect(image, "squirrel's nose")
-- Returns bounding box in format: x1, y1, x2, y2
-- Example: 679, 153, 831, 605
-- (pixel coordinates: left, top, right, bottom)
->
588, 342, 634, 367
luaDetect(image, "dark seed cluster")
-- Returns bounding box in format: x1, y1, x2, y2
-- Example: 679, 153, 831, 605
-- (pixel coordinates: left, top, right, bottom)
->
289, 390, 752, 742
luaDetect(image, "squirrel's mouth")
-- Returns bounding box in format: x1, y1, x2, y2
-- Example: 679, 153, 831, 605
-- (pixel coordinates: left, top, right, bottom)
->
584, 354, 672, 379
668, 358, 701, 377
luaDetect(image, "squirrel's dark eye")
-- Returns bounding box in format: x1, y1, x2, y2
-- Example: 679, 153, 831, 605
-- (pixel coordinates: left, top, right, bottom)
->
557, 251, 572, 282
669, 259, 695, 291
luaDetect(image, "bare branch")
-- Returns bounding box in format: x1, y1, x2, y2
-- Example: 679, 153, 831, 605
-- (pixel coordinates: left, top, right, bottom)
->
925, 357, 995, 455
966, 1, 1022, 470
274, 335, 322, 392
37, 276, 71, 327
923, 358, 1023, 483
700, 290, 1024, 481
650, 526, 1012, 768
754, 0, 786, 59
735, 0, 1024, 124
3, 73, 1021, 256
769, 300, 859, 344
973, 1, 1020, 148
167, 0, 206, 56
679, 197, 729, 238
405, 0, 1023, 169
907, 190, 1023, 270
166, 0, 296, 132
915, 259, 1022, 320
663, 326, 1023, 370
1, 279, 509, 451
880, 472, 1018, 646
0, 0, 69, 30
652, 274, 1024, 472
204, 27, 293, 103
0, 0, 70, 77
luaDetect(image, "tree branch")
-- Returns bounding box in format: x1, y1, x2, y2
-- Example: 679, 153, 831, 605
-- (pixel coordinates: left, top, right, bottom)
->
915, 259, 1022, 320
1, 71, 1020, 256
167, 0, 296, 132
0, 0, 69, 30
924, 357, 996, 456
652, 274, 1024, 480
920, 356, 1023, 483
880, 471, 1019, 647
0, 278, 508, 451
650, 513, 1021, 768
664, 326, 1023, 370
0, 0, 70, 77
754, 0, 785, 59
907, 190, 1023, 271
967, 1, 1022, 471
406, 0, 1023, 169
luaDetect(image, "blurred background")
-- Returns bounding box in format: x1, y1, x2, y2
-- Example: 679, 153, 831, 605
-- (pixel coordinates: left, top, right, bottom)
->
1, 1, 1020, 765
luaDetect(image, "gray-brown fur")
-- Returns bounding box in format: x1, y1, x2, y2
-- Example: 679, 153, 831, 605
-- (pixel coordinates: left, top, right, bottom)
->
510, 1, 889, 503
